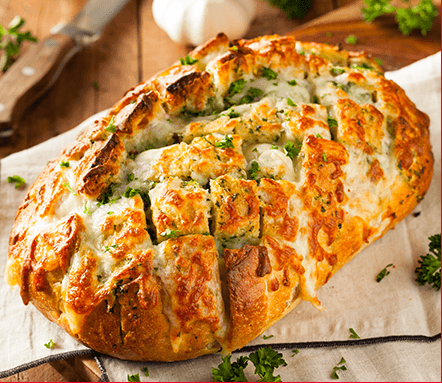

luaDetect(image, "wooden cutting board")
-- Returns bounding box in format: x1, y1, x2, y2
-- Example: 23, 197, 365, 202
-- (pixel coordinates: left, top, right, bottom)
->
52, 0, 441, 381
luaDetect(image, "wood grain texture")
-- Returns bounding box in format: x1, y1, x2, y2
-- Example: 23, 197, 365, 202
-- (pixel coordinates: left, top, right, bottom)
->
0, 0, 440, 381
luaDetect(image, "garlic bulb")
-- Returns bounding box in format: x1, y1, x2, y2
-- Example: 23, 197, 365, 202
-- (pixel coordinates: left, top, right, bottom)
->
153, 0, 256, 46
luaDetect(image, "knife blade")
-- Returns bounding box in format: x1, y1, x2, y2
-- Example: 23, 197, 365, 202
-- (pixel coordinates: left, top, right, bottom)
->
0, 0, 131, 138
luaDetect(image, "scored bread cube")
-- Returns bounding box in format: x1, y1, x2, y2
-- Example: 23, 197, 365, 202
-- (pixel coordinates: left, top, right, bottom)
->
154, 235, 227, 354
210, 175, 260, 241
149, 178, 211, 241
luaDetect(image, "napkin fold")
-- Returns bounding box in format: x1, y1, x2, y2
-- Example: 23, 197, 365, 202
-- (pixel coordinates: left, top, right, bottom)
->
0, 52, 440, 382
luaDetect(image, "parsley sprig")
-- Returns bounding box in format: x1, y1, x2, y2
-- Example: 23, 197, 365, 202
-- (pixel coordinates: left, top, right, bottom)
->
212, 347, 287, 382
376, 263, 393, 282
7, 175, 26, 189
284, 140, 302, 159
44, 339, 54, 349
0, 16, 38, 71
362, 0, 437, 36
215, 135, 235, 149
180, 55, 198, 65
332, 357, 347, 379
415, 234, 441, 291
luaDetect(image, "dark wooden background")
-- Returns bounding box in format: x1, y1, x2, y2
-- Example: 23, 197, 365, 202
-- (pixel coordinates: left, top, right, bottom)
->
0, 0, 440, 380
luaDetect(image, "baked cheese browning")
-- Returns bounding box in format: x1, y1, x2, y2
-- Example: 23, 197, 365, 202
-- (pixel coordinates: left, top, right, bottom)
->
282, 103, 331, 143
99, 195, 152, 260
233, 99, 283, 143
187, 134, 247, 184
134, 134, 246, 184
259, 179, 299, 242
223, 245, 272, 351
300, 136, 348, 266
210, 175, 260, 241
335, 99, 386, 155
183, 116, 236, 143
149, 178, 211, 241
75, 131, 126, 198
260, 235, 304, 325
155, 235, 227, 354
113, 91, 160, 136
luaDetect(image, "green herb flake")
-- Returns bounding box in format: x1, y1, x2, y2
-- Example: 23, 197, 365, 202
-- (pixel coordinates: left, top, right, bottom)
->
284, 140, 302, 159
92, 82, 99, 90
7, 175, 26, 189
213, 135, 234, 149
328, 117, 338, 128
127, 373, 140, 382
292, 349, 299, 356
104, 244, 118, 253
352, 63, 375, 71
248, 161, 261, 180
143, 366, 149, 377
345, 34, 358, 45
326, 31, 333, 37
332, 357, 347, 379
83, 203, 93, 215
44, 339, 54, 349
261, 66, 278, 80
322, 152, 328, 162
263, 334, 274, 340
374, 57, 383, 66
230, 45, 238, 51
104, 116, 116, 133
349, 328, 361, 339
63, 183, 77, 196
228, 78, 247, 97
376, 263, 394, 282
160, 228, 180, 239
239, 87, 263, 104
60, 161, 70, 168
287, 79, 297, 86
126, 172, 135, 183
316, 133, 323, 138
180, 55, 198, 65
330, 68, 345, 76
286, 97, 296, 107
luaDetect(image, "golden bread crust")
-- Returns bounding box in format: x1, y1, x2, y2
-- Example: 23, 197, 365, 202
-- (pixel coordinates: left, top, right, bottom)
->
6, 33, 433, 361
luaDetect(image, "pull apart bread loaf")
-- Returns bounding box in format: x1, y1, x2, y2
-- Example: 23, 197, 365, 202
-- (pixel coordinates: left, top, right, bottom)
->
6, 34, 433, 361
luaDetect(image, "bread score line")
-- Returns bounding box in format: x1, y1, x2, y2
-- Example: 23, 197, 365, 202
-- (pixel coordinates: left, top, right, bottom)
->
5, 34, 433, 362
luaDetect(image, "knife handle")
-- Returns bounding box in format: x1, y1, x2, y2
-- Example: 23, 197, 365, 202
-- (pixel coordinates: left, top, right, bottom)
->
0, 34, 80, 137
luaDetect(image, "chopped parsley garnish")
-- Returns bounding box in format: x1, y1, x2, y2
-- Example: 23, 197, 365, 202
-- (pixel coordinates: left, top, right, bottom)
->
104, 244, 118, 253
239, 87, 263, 104
263, 334, 274, 340
230, 45, 238, 51
7, 175, 25, 189
349, 328, 361, 339
123, 187, 150, 206
271, 145, 279, 149
330, 68, 345, 76
107, 211, 114, 215
312, 95, 319, 103
212, 347, 287, 382
248, 161, 261, 180
316, 133, 323, 138
83, 203, 93, 215
287, 79, 297, 86
326, 31, 333, 37
44, 339, 54, 349
284, 140, 302, 159
322, 152, 328, 162
261, 66, 278, 80
292, 349, 299, 356
374, 57, 383, 66
126, 172, 135, 183
214, 135, 235, 149
60, 161, 70, 168
160, 228, 180, 239
328, 117, 338, 128
227, 109, 240, 118
228, 79, 247, 97
180, 55, 198, 65
92, 82, 99, 90
352, 63, 375, 71
143, 366, 149, 377
332, 357, 347, 379
127, 373, 140, 382
63, 183, 77, 196
286, 97, 296, 107
415, 234, 441, 291
376, 263, 393, 282
104, 116, 116, 133
345, 34, 358, 44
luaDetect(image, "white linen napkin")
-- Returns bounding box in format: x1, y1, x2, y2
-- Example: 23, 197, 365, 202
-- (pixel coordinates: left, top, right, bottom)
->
0, 52, 440, 381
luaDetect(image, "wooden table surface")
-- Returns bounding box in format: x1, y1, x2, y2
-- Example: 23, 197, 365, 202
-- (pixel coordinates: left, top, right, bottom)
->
0, 0, 439, 381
